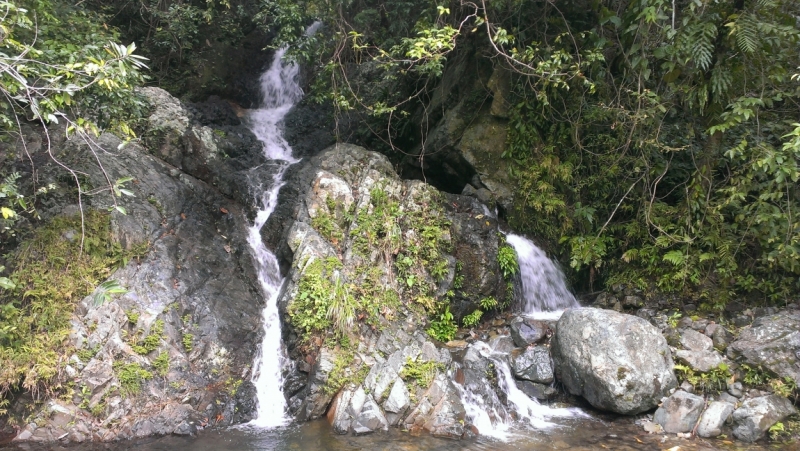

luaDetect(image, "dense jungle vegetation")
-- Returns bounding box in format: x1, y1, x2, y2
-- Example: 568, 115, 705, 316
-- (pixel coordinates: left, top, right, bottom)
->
2, 0, 799, 313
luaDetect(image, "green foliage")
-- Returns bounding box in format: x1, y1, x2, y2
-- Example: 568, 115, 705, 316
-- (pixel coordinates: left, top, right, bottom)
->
741, 363, 771, 386
769, 422, 786, 440
152, 352, 170, 377
0, 0, 148, 140
113, 361, 152, 396
323, 350, 368, 395
426, 305, 456, 342
667, 312, 683, 329
462, 309, 483, 327
673, 362, 731, 394
0, 211, 145, 396
497, 245, 519, 280
288, 257, 340, 339
769, 377, 797, 398
399, 357, 442, 389
131, 320, 164, 355
125, 310, 140, 325
182, 333, 194, 353
479, 296, 498, 310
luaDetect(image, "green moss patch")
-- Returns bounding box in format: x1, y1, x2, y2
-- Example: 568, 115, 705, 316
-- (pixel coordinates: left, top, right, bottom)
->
0, 210, 146, 396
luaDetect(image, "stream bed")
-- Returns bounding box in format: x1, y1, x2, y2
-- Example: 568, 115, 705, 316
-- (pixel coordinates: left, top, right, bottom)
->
4, 415, 780, 451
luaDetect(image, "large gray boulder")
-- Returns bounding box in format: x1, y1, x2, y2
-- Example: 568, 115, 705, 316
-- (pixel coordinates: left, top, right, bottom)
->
731, 395, 797, 442
653, 390, 706, 433
551, 308, 677, 414
727, 310, 800, 385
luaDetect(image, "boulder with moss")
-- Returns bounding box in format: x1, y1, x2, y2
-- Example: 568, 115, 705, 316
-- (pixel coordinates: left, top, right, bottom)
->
273, 143, 509, 437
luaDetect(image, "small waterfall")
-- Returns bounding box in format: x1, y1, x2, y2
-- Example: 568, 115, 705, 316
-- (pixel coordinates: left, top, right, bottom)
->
505, 234, 578, 319
245, 23, 320, 428
457, 342, 584, 440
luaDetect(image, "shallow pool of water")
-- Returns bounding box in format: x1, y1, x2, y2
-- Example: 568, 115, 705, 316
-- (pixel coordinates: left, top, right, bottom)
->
4, 411, 783, 451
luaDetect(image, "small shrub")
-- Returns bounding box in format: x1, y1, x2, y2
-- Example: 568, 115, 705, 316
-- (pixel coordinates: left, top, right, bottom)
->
462, 309, 483, 327
182, 333, 194, 352
152, 352, 169, 377
114, 362, 152, 396
480, 296, 498, 310
497, 245, 519, 279
427, 306, 457, 342
400, 357, 443, 388
132, 319, 164, 355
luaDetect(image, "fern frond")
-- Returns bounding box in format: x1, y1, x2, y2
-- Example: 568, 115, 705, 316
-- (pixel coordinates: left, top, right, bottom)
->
734, 13, 758, 54
690, 22, 717, 71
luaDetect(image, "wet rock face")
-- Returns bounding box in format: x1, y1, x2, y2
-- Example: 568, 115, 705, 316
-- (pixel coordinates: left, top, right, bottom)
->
510, 346, 554, 384
727, 310, 800, 386
7, 88, 270, 443
509, 318, 548, 347
731, 395, 797, 442
551, 308, 677, 415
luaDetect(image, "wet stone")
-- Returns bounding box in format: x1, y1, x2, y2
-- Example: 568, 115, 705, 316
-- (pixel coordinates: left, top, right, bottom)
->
509, 317, 548, 347
696, 401, 734, 438
653, 390, 705, 434
511, 346, 554, 384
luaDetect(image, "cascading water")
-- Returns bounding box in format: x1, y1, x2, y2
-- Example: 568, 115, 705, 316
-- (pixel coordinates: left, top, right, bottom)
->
505, 234, 579, 319
457, 342, 585, 440
245, 23, 320, 428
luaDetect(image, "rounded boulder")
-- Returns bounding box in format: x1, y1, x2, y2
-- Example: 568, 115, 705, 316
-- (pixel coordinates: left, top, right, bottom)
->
551, 308, 677, 414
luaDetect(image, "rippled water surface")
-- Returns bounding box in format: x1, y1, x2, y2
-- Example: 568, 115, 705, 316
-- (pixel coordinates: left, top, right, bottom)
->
6, 414, 783, 451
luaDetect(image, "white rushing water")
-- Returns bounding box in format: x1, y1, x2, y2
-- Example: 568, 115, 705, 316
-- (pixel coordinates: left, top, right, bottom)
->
457, 342, 585, 440
505, 234, 579, 320
245, 23, 320, 428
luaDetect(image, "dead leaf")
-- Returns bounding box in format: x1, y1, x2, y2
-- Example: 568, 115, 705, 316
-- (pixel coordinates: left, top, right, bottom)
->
220, 207, 229, 214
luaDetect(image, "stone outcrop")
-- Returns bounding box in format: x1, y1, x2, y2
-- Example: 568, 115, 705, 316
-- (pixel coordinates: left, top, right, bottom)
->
4, 88, 272, 442
727, 310, 800, 386
273, 144, 511, 437
551, 308, 677, 415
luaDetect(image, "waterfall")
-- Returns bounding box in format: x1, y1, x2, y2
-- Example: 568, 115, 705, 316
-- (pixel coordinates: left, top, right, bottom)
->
245, 23, 320, 428
456, 342, 585, 440
505, 234, 578, 319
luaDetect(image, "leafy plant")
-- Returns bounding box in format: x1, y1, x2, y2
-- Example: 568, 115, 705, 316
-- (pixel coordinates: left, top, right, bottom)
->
741, 363, 771, 386
152, 352, 170, 377
182, 333, 194, 353
497, 245, 519, 280
399, 357, 443, 388
480, 296, 498, 310
131, 320, 164, 355
769, 422, 785, 440
462, 309, 483, 327
113, 362, 152, 396
427, 305, 457, 342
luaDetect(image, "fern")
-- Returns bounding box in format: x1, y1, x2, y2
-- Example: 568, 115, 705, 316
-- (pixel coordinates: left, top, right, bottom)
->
693, 22, 717, 71
733, 13, 758, 54
663, 250, 686, 266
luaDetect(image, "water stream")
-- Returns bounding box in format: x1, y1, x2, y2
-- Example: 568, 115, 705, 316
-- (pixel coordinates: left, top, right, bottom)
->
505, 234, 579, 319
244, 23, 320, 428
